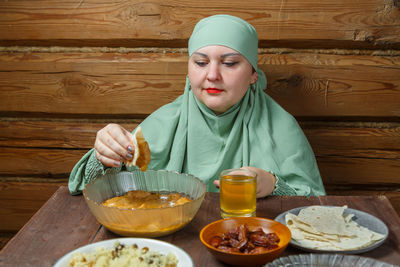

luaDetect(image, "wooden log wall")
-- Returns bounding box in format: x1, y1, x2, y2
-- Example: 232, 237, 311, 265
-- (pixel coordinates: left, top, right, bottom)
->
0, 0, 399, 237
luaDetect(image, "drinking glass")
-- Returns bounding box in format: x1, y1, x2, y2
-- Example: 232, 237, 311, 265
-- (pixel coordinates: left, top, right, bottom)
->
219, 168, 257, 218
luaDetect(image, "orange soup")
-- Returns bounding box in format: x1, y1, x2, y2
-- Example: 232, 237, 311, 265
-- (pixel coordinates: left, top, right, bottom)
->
102, 190, 191, 209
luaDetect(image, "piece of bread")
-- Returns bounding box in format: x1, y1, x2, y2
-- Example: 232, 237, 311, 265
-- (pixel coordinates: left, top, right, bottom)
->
125, 126, 151, 171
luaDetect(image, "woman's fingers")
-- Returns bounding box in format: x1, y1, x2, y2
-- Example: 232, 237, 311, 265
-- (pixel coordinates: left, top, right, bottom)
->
94, 147, 121, 167
104, 131, 130, 158
94, 124, 135, 166
106, 124, 134, 154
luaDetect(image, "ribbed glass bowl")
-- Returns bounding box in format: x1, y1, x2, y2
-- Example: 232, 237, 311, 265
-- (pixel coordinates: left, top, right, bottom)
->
83, 170, 206, 237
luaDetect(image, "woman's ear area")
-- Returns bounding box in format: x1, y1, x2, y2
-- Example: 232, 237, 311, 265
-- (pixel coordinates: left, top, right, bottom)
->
250, 70, 258, 84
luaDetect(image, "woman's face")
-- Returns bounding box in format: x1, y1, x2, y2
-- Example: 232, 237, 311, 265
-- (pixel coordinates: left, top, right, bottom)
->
188, 45, 258, 115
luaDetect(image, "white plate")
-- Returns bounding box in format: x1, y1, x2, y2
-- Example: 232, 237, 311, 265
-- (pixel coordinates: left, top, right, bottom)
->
274, 206, 388, 254
264, 254, 397, 267
54, 238, 194, 267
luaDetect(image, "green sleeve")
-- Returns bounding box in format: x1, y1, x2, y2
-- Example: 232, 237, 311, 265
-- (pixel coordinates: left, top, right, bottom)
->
271, 175, 297, 195
68, 148, 122, 195
271, 173, 326, 197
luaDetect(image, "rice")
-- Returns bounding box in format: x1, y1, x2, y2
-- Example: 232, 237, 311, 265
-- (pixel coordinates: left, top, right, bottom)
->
69, 242, 178, 267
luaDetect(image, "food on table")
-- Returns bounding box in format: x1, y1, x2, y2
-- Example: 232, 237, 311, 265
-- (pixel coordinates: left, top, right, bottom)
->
69, 242, 178, 267
125, 126, 151, 171
102, 190, 191, 209
209, 223, 280, 254
285, 205, 385, 251
101, 190, 192, 236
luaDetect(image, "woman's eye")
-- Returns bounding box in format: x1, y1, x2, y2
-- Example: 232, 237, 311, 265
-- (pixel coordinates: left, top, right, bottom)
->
223, 62, 238, 67
195, 61, 207, 67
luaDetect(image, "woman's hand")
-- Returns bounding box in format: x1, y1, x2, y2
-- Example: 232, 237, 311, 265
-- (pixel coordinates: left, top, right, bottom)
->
94, 123, 134, 167
213, 166, 276, 198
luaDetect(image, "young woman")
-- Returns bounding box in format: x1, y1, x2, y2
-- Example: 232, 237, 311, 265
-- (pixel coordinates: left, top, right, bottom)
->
69, 14, 326, 197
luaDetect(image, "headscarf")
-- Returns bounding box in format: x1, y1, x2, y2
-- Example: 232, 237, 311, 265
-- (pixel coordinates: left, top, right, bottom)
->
137, 15, 325, 195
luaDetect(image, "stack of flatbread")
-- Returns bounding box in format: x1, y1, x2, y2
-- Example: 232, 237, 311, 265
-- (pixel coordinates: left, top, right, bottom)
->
285, 205, 385, 251
125, 126, 151, 171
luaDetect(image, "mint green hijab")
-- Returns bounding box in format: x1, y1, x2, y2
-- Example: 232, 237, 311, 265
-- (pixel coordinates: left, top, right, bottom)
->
137, 15, 325, 195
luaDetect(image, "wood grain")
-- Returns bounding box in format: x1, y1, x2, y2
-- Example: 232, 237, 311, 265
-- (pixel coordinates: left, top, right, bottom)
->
301, 121, 400, 151
0, 119, 398, 184
0, 182, 65, 231
0, 147, 397, 184
0, 186, 100, 266
1, 120, 399, 149
0, 0, 399, 48
317, 156, 400, 185
0, 148, 86, 177
0, 0, 399, 239
0, 52, 186, 116
0, 119, 139, 148
262, 53, 400, 117
0, 52, 399, 117
325, 186, 400, 217
0, 232, 14, 251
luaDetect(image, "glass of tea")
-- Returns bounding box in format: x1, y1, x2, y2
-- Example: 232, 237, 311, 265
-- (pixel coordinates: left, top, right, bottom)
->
219, 168, 257, 218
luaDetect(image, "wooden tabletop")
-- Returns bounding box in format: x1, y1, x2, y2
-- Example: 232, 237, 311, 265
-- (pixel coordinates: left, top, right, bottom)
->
1, 186, 399, 266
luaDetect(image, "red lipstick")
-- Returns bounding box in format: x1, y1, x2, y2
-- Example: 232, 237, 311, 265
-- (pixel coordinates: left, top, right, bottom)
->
205, 88, 223, 94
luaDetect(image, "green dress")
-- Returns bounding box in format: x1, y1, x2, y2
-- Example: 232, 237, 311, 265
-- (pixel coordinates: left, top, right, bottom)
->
68, 14, 326, 196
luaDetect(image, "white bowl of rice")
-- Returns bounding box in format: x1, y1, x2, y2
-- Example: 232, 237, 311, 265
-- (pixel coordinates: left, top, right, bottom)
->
54, 238, 194, 267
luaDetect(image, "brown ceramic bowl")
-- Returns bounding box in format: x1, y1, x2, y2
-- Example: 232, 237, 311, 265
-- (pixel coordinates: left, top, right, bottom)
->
199, 217, 291, 267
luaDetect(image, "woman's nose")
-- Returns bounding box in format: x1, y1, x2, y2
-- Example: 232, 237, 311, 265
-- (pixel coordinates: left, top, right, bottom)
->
206, 63, 221, 81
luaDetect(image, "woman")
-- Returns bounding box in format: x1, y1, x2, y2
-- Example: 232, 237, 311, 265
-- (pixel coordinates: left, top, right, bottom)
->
69, 14, 326, 197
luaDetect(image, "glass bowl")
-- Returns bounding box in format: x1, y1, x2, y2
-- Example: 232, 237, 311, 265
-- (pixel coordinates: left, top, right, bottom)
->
83, 170, 206, 237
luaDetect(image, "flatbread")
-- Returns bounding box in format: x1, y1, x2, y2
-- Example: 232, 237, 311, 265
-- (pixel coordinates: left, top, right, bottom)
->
125, 126, 151, 171
297, 205, 352, 236
285, 205, 385, 251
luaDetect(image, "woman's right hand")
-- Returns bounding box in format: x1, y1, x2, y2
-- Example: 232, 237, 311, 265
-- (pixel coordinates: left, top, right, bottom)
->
94, 123, 134, 167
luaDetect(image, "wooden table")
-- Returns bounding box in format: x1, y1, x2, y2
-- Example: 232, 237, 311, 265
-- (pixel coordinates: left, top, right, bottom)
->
1, 186, 399, 266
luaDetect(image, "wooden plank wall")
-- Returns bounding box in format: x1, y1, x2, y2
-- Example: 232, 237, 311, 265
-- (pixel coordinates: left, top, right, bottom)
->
0, 0, 399, 238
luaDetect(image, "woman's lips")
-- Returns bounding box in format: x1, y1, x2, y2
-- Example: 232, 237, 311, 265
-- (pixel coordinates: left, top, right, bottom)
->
205, 88, 224, 94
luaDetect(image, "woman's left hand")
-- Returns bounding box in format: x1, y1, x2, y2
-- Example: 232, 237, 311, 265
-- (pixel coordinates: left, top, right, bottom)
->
213, 166, 276, 198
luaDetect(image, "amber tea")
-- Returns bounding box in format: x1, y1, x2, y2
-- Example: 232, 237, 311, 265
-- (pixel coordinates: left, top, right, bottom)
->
219, 168, 257, 218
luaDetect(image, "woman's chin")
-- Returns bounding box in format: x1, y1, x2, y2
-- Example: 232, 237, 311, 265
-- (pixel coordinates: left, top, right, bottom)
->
206, 105, 227, 115
201, 99, 230, 115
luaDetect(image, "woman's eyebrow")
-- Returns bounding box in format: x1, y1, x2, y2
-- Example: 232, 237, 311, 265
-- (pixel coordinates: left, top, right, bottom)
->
192, 52, 208, 57
192, 52, 241, 58
220, 52, 241, 58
